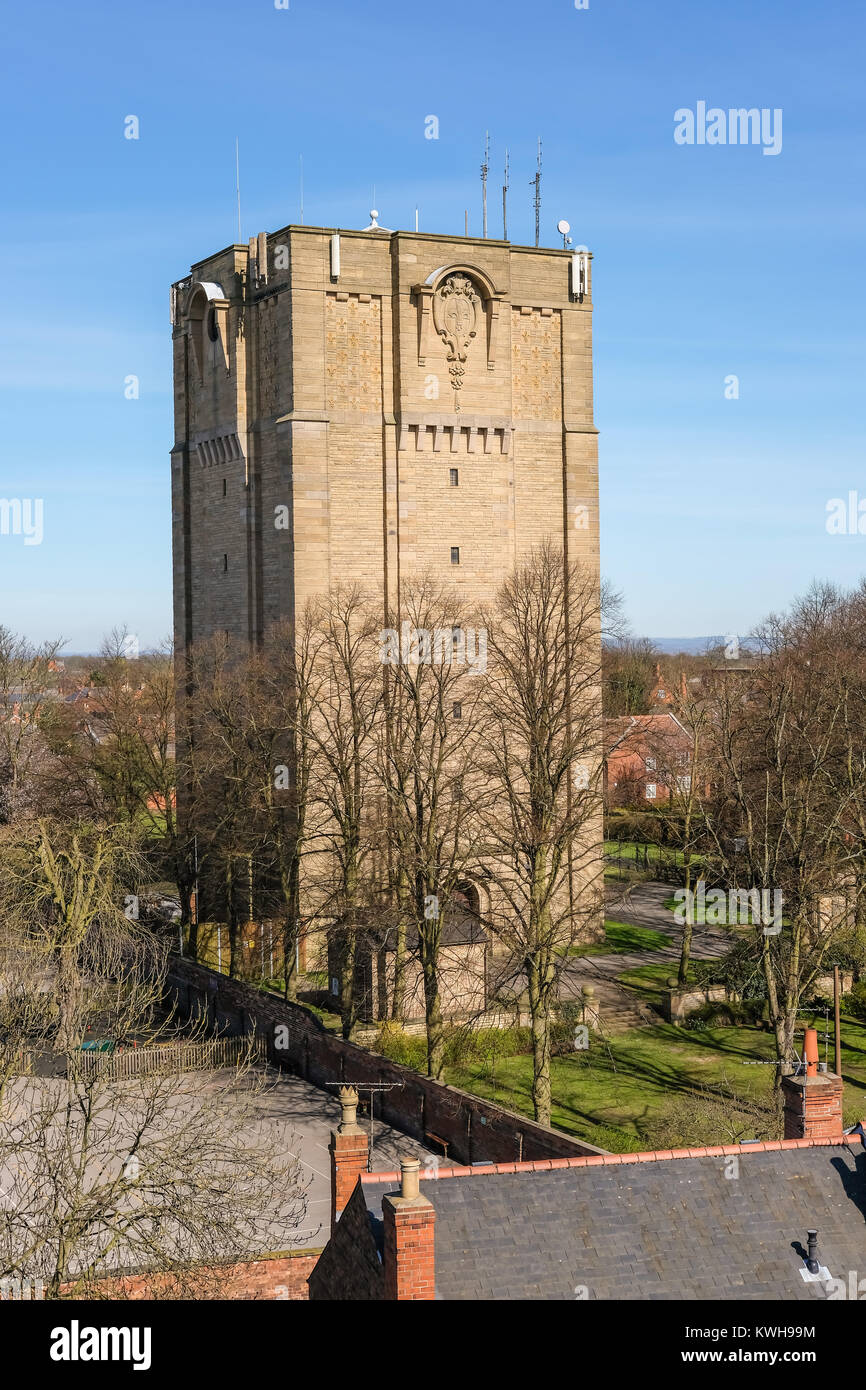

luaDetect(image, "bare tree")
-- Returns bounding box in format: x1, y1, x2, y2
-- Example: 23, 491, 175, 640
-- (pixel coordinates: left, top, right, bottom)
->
478, 544, 604, 1126
0, 626, 65, 823
378, 576, 489, 1077
243, 615, 323, 999
0, 817, 308, 1299
691, 587, 866, 1079
306, 587, 383, 1039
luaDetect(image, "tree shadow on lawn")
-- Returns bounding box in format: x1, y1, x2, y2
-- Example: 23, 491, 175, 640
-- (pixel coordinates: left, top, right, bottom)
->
550, 1041, 768, 1113
653, 1022, 773, 1065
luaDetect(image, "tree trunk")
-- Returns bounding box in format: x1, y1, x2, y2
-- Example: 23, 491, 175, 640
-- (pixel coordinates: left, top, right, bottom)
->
527, 959, 552, 1127
678, 864, 696, 986
391, 906, 408, 1021
421, 943, 444, 1079
281, 855, 301, 1001
339, 927, 359, 1041
225, 860, 239, 979
55, 944, 83, 1053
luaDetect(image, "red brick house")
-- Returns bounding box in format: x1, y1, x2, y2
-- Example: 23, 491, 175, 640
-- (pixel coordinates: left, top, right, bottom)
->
604, 711, 693, 807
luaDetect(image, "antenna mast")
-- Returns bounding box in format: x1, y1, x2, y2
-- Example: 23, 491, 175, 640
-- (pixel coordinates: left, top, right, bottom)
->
481, 131, 490, 239
299, 155, 304, 225
502, 147, 509, 240
531, 137, 542, 248
235, 138, 242, 243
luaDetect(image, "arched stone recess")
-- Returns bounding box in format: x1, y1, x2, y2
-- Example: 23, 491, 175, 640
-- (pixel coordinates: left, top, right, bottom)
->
413, 264, 504, 376
185, 280, 231, 377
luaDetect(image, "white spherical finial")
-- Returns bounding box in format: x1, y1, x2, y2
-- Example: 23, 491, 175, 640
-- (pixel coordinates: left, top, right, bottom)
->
370, 209, 379, 220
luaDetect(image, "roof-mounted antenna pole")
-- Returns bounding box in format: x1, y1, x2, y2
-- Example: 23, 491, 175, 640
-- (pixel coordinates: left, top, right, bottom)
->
415, 206, 419, 232
299, 155, 304, 225
235, 137, 242, 243
481, 131, 490, 239
464, 209, 469, 237
502, 147, 509, 241
531, 137, 542, 248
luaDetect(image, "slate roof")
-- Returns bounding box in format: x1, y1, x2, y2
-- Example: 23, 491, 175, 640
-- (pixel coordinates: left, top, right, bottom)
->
361, 1141, 866, 1300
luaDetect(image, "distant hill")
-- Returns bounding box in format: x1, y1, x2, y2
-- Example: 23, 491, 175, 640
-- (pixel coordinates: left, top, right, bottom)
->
649, 636, 724, 655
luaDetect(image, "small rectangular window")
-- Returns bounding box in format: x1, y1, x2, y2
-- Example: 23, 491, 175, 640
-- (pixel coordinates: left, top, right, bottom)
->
645, 757, 656, 771
452, 702, 463, 720
223, 554, 228, 572
222, 478, 227, 497
450, 546, 460, 565
450, 468, 459, 487
645, 783, 657, 800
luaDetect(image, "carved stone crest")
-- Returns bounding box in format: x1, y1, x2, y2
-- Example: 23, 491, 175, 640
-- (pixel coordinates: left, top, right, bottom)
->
433, 274, 480, 408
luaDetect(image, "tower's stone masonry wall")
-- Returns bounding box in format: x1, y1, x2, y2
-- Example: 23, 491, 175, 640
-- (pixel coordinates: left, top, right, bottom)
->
170, 223, 602, 916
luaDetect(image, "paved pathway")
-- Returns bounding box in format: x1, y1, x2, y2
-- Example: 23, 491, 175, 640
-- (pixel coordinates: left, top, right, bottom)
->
560, 880, 731, 1028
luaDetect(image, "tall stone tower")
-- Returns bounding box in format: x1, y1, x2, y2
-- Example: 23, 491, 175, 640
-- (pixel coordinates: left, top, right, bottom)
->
170, 220, 598, 649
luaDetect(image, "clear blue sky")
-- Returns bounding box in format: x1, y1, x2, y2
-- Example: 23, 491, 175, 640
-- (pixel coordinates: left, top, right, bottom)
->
1, 0, 863, 652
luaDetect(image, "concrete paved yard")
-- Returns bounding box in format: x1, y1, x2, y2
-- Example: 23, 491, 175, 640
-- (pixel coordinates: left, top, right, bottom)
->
252, 1071, 437, 1249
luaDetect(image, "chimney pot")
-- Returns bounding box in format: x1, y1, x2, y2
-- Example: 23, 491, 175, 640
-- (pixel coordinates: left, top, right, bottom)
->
338, 1084, 361, 1133
401, 1157, 421, 1200
781, 1029, 843, 1140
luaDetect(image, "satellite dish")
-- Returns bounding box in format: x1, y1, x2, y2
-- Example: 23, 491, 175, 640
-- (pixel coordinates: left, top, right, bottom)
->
557, 219, 571, 235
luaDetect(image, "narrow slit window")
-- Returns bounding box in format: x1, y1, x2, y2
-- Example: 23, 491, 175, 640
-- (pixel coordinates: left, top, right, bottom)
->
450, 468, 459, 487
222, 478, 227, 497
452, 702, 463, 720
223, 554, 228, 572
450, 546, 460, 565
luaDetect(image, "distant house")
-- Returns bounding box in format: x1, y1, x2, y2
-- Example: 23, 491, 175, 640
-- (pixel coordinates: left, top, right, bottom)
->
648, 661, 675, 707
327, 888, 488, 1024
604, 711, 693, 807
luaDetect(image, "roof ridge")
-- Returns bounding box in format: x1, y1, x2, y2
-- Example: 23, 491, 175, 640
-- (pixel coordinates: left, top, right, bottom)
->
358, 1134, 855, 1185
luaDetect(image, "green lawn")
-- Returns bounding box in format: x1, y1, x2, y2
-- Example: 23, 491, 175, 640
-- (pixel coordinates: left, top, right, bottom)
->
605, 839, 666, 862
445, 1007, 866, 1153
568, 919, 673, 957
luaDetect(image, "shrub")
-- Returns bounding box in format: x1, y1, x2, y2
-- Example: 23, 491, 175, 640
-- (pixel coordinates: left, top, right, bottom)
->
443, 1026, 531, 1067
371, 1021, 427, 1071
843, 982, 866, 1022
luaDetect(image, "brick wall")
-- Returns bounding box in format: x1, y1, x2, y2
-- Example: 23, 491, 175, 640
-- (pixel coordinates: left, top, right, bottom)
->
781, 1072, 844, 1141
59, 1252, 319, 1301
382, 1193, 435, 1301
165, 955, 605, 1166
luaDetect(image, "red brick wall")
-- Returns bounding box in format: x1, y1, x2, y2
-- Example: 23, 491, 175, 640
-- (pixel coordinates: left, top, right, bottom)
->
331, 1129, 369, 1231
60, 1253, 319, 1301
782, 1073, 844, 1140
383, 1196, 435, 1301
166, 957, 605, 1166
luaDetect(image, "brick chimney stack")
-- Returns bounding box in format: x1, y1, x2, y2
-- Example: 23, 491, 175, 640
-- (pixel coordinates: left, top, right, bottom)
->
781, 1028, 844, 1141
328, 1085, 369, 1232
382, 1157, 436, 1301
